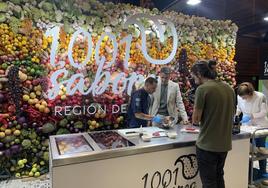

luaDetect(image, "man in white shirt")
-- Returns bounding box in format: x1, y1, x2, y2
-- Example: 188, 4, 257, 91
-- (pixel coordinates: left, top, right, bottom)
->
150, 67, 189, 125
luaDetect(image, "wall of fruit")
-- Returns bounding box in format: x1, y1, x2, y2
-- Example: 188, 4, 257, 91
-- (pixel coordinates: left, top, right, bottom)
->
0, 0, 238, 179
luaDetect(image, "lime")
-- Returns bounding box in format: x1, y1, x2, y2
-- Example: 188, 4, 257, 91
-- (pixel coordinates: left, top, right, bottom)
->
15, 139, 20, 144
18, 160, 24, 166
32, 148, 38, 153
30, 68, 35, 75
31, 167, 37, 173
34, 172, 40, 177
23, 94, 30, 101
35, 70, 41, 76
1, 63, 8, 69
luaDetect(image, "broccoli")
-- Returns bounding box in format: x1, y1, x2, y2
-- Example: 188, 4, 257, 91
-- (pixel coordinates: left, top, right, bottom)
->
59, 119, 68, 127
22, 139, 31, 149
74, 121, 83, 129
56, 128, 70, 135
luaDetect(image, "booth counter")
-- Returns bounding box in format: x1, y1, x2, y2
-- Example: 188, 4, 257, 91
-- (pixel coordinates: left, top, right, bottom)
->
49, 125, 250, 188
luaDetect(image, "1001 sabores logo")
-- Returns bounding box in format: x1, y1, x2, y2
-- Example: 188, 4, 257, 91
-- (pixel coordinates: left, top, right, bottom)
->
141, 154, 198, 188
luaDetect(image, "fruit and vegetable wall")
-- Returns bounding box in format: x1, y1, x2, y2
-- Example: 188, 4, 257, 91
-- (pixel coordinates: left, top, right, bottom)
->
0, 0, 237, 178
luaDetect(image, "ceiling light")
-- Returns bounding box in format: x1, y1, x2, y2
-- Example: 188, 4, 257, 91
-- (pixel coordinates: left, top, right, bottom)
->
187, 0, 201, 6
264, 16, 268, 22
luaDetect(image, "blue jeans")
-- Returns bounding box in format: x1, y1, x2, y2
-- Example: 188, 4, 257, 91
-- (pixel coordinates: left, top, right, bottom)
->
196, 146, 228, 188
255, 137, 267, 174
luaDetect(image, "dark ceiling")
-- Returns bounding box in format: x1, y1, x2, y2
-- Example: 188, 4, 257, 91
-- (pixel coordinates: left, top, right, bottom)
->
102, 0, 268, 39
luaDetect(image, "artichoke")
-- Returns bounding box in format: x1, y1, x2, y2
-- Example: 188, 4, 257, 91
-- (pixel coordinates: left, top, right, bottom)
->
41, 2, 54, 12
10, 0, 22, 4
0, 13, 6, 22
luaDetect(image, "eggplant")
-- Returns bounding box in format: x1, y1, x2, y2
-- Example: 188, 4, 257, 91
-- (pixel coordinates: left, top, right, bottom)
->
36, 127, 43, 133
8, 122, 13, 128
22, 123, 28, 128
10, 145, 21, 154
18, 116, 26, 124
32, 122, 37, 128
0, 93, 5, 103
4, 149, 12, 157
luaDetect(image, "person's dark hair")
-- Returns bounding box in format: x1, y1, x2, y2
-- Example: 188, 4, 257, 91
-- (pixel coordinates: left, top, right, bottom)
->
191, 60, 217, 79
208, 60, 217, 78
145, 77, 158, 85
160, 67, 171, 74
237, 82, 255, 96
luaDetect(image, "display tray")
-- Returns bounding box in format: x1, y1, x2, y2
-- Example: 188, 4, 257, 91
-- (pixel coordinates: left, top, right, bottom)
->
89, 131, 135, 150
55, 135, 93, 155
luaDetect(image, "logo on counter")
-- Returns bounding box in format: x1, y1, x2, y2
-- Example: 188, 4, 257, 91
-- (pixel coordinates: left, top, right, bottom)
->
44, 14, 178, 100
141, 154, 198, 188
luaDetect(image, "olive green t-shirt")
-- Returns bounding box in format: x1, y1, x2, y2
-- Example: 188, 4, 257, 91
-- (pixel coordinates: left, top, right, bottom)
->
195, 80, 235, 152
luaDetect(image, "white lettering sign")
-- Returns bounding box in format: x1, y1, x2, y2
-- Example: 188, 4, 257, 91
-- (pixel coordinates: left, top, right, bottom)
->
45, 14, 178, 100
54, 104, 128, 116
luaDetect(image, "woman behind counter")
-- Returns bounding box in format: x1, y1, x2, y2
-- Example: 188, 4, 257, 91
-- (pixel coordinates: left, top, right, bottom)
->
236, 82, 268, 177
236, 82, 268, 127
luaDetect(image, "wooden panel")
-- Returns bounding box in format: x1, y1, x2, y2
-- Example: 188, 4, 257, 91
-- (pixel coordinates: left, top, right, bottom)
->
235, 36, 260, 76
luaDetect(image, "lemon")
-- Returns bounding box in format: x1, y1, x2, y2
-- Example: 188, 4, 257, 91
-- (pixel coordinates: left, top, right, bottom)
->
30, 92, 36, 99
36, 91, 41, 96
5, 129, 11, 135
0, 132, 5, 138
91, 121, 97, 126
28, 99, 34, 105
58, 90, 64, 96
13, 130, 21, 136
33, 98, 39, 104
41, 101, 47, 106
38, 105, 45, 112
23, 95, 30, 101
35, 103, 41, 108
60, 95, 66, 100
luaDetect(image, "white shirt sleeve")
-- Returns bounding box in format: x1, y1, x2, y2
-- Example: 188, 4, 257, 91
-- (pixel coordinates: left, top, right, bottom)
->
236, 96, 242, 116
176, 84, 188, 121
252, 95, 268, 119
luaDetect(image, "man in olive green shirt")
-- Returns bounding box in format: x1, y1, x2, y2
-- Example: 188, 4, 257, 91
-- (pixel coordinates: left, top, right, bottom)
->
191, 61, 235, 188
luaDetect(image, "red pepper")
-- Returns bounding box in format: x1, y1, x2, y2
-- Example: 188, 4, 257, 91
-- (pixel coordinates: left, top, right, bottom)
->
186, 128, 196, 131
